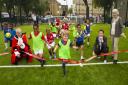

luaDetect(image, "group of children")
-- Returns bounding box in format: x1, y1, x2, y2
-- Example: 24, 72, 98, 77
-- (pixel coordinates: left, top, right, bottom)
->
1, 18, 110, 66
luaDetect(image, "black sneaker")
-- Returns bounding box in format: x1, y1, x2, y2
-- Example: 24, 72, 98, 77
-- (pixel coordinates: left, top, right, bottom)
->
41, 60, 46, 67
80, 59, 85, 63
14, 61, 18, 65
113, 60, 118, 64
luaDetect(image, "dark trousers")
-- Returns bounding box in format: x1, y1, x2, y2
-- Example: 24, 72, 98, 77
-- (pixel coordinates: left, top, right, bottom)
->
94, 45, 109, 60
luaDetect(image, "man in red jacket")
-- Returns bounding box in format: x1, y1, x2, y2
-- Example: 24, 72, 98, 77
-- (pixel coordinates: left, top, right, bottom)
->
11, 28, 33, 65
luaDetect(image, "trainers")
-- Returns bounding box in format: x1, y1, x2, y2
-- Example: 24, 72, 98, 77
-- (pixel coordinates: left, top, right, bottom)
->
113, 60, 118, 64
80, 59, 85, 63
87, 42, 90, 46
97, 56, 101, 59
54, 54, 56, 59
104, 60, 107, 64
49, 56, 52, 59
41, 60, 46, 67
79, 63, 83, 67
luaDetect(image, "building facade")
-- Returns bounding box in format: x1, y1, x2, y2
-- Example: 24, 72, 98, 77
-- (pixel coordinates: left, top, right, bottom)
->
72, 0, 103, 16
48, 0, 62, 16
115, 0, 128, 23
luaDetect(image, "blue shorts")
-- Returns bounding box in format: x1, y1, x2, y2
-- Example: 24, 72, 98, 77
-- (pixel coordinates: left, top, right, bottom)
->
76, 41, 84, 47
4, 37, 11, 42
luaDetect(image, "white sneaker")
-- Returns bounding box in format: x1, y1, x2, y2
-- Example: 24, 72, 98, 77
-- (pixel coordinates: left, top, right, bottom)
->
79, 63, 83, 67
97, 56, 101, 59
104, 60, 107, 64
49, 56, 52, 59
80, 56, 84, 60
87, 42, 90, 46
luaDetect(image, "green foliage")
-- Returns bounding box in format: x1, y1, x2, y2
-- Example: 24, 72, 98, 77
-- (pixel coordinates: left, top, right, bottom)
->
0, 0, 49, 16
68, 8, 73, 15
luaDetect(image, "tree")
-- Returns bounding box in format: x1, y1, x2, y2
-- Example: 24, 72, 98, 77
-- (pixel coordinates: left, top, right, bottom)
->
93, 0, 116, 23
0, 0, 4, 29
0, 0, 49, 24
68, 8, 73, 15
3, 0, 16, 18
83, 0, 89, 19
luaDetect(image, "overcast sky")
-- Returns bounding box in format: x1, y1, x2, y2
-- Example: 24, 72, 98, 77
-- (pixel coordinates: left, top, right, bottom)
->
57, 0, 73, 8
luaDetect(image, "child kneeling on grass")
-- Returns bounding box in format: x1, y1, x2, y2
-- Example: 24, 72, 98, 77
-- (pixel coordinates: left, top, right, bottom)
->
93, 29, 109, 63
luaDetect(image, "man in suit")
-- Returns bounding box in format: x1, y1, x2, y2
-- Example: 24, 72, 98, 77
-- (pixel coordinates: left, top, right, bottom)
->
110, 9, 125, 64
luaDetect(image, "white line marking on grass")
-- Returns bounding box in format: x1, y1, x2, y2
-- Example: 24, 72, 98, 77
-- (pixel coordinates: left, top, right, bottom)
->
0, 61, 128, 68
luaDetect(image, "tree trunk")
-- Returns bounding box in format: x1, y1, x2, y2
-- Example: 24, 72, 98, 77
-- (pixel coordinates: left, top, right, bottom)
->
0, 10, 3, 30
125, 1, 128, 24
86, 5, 89, 19
83, 0, 90, 19
19, 6, 22, 25
103, 7, 106, 23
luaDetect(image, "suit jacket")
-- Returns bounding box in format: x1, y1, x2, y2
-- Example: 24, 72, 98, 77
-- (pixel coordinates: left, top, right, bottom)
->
110, 17, 123, 37
94, 36, 108, 50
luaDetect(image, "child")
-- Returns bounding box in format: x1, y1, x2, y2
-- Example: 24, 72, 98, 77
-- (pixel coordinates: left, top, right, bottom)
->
84, 19, 91, 46
29, 24, 45, 66
62, 20, 69, 30
3, 23, 16, 50
45, 28, 56, 59
11, 28, 33, 65
51, 22, 58, 38
54, 30, 78, 75
93, 29, 109, 63
55, 18, 60, 28
75, 24, 85, 61
59, 20, 70, 38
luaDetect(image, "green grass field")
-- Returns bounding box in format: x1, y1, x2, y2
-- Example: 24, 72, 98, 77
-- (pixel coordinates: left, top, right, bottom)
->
0, 24, 128, 85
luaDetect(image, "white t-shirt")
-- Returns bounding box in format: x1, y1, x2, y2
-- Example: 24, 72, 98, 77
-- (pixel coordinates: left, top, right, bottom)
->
31, 14, 37, 21
111, 22, 116, 35
111, 17, 119, 35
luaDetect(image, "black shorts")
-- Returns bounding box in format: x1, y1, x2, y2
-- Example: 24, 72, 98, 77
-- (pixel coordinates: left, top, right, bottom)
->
76, 41, 84, 47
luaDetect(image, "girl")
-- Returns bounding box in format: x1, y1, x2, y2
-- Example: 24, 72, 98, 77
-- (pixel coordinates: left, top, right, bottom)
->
45, 28, 56, 59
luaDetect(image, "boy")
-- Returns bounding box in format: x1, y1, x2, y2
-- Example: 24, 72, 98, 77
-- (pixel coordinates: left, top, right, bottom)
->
3, 23, 16, 50
29, 24, 45, 66
62, 20, 69, 30
54, 30, 78, 75
93, 29, 109, 63
51, 22, 58, 38
45, 28, 56, 59
11, 28, 33, 65
84, 19, 91, 46
75, 24, 85, 61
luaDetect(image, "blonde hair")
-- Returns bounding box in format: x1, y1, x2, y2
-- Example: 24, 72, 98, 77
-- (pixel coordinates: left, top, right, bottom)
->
16, 28, 22, 33
112, 9, 119, 15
